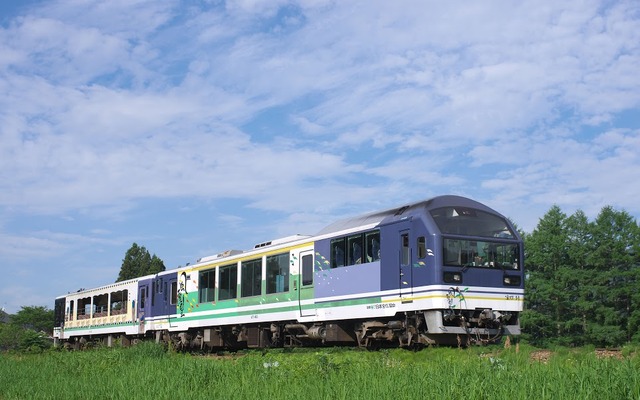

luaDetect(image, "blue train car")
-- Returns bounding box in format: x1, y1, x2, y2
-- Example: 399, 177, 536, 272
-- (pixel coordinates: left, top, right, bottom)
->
137, 271, 178, 321
308, 195, 522, 346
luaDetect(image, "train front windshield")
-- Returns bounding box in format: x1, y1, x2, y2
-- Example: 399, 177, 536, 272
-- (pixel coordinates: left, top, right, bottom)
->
430, 206, 520, 270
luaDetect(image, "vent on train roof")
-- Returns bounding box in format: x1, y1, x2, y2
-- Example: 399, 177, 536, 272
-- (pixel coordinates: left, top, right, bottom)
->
394, 205, 410, 216
198, 249, 243, 263
254, 234, 311, 249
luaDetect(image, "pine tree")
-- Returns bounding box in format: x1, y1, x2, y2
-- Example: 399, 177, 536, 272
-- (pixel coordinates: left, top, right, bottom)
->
521, 206, 575, 345
564, 210, 592, 345
585, 207, 640, 345
523, 204, 640, 347
116, 243, 166, 282
148, 254, 166, 276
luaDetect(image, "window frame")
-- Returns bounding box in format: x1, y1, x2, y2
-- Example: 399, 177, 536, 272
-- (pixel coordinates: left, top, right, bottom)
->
365, 231, 381, 263
241, 258, 262, 298
330, 237, 346, 268
266, 252, 289, 294
347, 234, 364, 265
170, 281, 178, 305
442, 238, 520, 270
199, 268, 216, 303
401, 233, 410, 266
219, 263, 238, 300
302, 254, 313, 286
417, 236, 427, 259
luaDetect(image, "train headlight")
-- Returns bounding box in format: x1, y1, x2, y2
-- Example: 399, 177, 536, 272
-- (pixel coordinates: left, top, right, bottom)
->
444, 272, 462, 283
503, 275, 521, 286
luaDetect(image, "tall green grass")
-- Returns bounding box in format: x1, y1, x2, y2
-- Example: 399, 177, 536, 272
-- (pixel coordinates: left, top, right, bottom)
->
1, 343, 638, 399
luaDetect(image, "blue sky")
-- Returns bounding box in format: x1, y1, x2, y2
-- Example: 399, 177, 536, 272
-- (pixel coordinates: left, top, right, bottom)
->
1, 0, 639, 314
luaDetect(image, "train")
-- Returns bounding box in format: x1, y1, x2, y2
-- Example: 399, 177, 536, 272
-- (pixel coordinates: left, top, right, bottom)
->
53, 195, 524, 349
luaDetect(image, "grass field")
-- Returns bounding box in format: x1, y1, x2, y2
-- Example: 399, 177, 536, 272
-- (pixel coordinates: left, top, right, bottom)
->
1, 343, 639, 399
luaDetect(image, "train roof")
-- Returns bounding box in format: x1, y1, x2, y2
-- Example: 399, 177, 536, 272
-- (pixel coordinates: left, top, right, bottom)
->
184, 195, 509, 268
315, 195, 500, 236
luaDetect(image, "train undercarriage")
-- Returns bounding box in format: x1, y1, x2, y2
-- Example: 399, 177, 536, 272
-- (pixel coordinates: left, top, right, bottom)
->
60, 308, 518, 350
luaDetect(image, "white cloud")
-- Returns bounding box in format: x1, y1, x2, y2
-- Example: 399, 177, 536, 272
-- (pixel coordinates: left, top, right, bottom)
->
479, 127, 640, 229
1, 1, 638, 217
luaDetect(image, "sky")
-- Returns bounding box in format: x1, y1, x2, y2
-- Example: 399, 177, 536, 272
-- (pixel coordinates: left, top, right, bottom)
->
1, 0, 639, 314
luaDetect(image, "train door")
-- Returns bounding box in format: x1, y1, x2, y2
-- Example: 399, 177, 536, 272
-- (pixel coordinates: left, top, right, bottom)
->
137, 279, 151, 333
399, 229, 414, 301
382, 218, 414, 301
152, 275, 178, 316
165, 275, 177, 315
296, 249, 315, 317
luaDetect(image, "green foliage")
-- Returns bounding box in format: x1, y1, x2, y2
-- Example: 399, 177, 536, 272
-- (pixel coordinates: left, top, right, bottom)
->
116, 242, 166, 282
0, 306, 54, 352
0, 324, 51, 352
520, 309, 555, 347
19, 330, 51, 353
0, 323, 22, 351
524, 204, 640, 347
11, 306, 54, 333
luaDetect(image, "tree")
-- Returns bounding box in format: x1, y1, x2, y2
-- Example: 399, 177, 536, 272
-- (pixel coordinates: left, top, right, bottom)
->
521, 205, 576, 346
522, 204, 640, 347
1, 306, 54, 352
116, 243, 166, 282
585, 207, 640, 345
11, 306, 54, 333
0, 323, 22, 351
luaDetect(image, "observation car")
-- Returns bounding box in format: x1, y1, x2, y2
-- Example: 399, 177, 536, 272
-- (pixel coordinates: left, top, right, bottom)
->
54, 195, 524, 349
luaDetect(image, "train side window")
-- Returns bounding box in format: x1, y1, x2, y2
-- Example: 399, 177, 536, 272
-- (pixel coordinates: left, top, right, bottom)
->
330, 238, 346, 268
241, 258, 262, 298
156, 278, 163, 306
199, 268, 216, 303
417, 236, 426, 259
164, 282, 168, 302
93, 294, 108, 316
140, 287, 146, 309
219, 264, 238, 300
170, 281, 178, 305
401, 233, 410, 265
78, 297, 91, 319
365, 231, 380, 262
347, 234, 364, 265
110, 290, 127, 315
267, 253, 289, 294
302, 254, 313, 286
